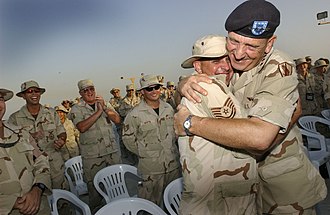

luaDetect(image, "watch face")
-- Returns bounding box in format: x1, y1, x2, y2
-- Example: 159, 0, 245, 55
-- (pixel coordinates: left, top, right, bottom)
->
184, 120, 190, 128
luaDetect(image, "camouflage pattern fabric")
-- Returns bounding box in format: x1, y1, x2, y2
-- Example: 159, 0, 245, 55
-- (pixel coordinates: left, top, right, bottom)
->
109, 97, 122, 113
118, 95, 140, 119
69, 99, 122, 212
0, 122, 51, 215
60, 118, 79, 161
297, 72, 320, 115
314, 73, 327, 113
179, 75, 258, 215
8, 105, 67, 190
323, 69, 330, 104
231, 48, 327, 214
122, 99, 181, 206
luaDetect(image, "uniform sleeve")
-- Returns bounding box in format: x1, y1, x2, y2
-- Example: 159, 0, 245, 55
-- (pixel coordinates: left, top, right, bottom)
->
324, 70, 330, 100
33, 154, 52, 194
0, 194, 17, 215
69, 105, 84, 126
122, 112, 139, 155
249, 64, 299, 132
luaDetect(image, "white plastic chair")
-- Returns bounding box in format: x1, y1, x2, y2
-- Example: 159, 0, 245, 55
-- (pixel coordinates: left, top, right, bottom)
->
163, 177, 183, 215
64, 155, 88, 197
298, 115, 330, 150
321, 109, 330, 121
93, 164, 140, 203
48, 189, 91, 215
299, 128, 330, 177
94, 197, 167, 215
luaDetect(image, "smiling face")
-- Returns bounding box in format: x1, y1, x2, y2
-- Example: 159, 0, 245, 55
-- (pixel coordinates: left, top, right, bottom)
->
22, 87, 42, 105
79, 86, 96, 104
141, 84, 161, 102
226, 32, 275, 72
193, 55, 232, 76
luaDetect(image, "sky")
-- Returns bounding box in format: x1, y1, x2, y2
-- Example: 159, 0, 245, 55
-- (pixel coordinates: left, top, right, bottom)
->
1, 0, 330, 119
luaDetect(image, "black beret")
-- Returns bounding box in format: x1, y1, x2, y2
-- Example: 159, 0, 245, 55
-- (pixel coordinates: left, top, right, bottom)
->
225, 0, 280, 39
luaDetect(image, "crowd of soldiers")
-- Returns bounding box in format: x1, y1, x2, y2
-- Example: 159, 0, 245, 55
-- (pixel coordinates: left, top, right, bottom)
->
295, 56, 330, 116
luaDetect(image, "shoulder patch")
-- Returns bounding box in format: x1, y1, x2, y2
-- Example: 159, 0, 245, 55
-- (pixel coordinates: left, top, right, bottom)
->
278, 62, 293, 77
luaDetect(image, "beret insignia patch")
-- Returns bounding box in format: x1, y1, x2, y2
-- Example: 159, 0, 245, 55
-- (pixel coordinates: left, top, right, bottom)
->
251, 21, 268, 36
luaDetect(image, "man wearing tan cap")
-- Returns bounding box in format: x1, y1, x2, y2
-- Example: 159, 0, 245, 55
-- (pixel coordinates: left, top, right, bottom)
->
8, 80, 71, 213
295, 58, 319, 115
1, 88, 51, 215
118, 84, 140, 120
109, 88, 122, 112
175, 1, 325, 214
313, 59, 329, 114
122, 74, 181, 208
178, 35, 258, 214
69, 79, 121, 212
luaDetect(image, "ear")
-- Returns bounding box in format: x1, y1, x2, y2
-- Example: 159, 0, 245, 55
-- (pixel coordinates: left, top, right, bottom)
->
265, 35, 277, 54
193, 61, 202, 74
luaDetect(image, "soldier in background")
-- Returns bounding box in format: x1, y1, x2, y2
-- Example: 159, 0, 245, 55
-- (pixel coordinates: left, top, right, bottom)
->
313, 59, 329, 113
0, 88, 51, 215
55, 105, 80, 161
109, 87, 122, 113
69, 79, 121, 213
8, 80, 70, 214
118, 84, 140, 120
165, 81, 177, 109
296, 57, 318, 115
122, 74, 181, 208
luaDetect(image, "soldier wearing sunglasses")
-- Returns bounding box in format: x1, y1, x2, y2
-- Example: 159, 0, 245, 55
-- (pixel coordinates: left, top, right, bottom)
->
69, 79, 122, 213
122, 74, 181, 207
1, 88, 51, 215
8, 80, 71, 214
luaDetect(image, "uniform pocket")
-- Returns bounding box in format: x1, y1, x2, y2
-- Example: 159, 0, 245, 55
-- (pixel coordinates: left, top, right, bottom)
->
258, 154, 321, 208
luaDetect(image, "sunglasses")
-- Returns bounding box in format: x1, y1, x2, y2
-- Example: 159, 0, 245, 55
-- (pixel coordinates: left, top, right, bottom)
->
145, 85, 161, 92
25, 89, 41, 94
81, 87, 95, 94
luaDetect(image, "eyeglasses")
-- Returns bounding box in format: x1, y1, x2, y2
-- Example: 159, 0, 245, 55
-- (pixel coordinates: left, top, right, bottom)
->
145, 85, 161, 92
81, 87, 95, 94
25, 88, 41, 94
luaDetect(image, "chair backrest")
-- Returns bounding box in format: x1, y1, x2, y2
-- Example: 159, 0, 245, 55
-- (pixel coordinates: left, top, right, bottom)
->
299, 128, 328, 152
94, 197, 167, 215
298, 115, 330, 134
64, 155, 88, 196
321, 109, 330, 121
299, 128, 330, 177
48, 189, 91, 215
93, 164, 139, 203
163, 177, 183, 215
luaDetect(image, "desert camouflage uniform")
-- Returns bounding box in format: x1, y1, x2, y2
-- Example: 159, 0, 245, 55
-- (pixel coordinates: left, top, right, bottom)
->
314, 73, 327, 113
231, 48, 327, 214
8, 105, 68, 191
109, 97, 122, 113
179, 75, 258, 215
297, 72, 319, 115
0, 122, 51, 215
69, 100, 121, 212
323, 68, 330, 106
118, 95, 140, 119
122, 99, 181, 207
60, 118, 79, 161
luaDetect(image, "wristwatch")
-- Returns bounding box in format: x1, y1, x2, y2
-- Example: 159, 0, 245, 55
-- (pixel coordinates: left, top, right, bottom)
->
183, 115, 193, 136
33, 183, 46, 193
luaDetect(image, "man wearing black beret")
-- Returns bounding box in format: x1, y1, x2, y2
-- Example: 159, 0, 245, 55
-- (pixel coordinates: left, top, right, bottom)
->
174, 0, 326, 214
